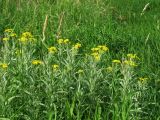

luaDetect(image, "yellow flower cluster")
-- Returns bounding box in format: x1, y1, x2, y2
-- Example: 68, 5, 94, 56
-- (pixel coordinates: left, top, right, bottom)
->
52, 64, 59, 71
91, 45, 109, 53
127, 54, 139, 60
4, 29, 17, 37
22, 32, 33, 38
112, 54, 139, 67
124, 53, 139, 67
32, 60, 43, 65
48, 46, 57, 53
139, 77, 148, 83
0, 63, 8, 69
73, 43, 81, 49
19, 32, 35, 43
2, 28, 17, 41
91, 52, 101, 61
2, 37, 9, 41
57, 39, 70, 44
123, 60, 137, 67
10, 33, 17, 37
91, 45, 109, 61
5, 29, 13, 33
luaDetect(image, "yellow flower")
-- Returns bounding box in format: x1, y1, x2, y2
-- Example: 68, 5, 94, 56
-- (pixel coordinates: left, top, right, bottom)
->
19, 37, 27, 43
57, 38, 71, 45
52, 64, 59, 71
2, 37, 9, 41
4, 29, 13, 33
128, 61, 137, 67
63, 39, 70, 44
91, 52, 101, 61
57, 39, 64, 44
19, 32, 35, 43
10, 33, 17, 37
112, 60, 121, 64
91, 45, 109, 53
139, 77, 148, 83
91, 47, 100, 52
32, 60, 43, 65
94, 55, 100, 61
123, 60, 138, 67
48, 46, 57, 53
22, 32, 33, 38
127, 54, 139, 59
91, 52, 98, 56
73, 43, 81, 49
0, 63, 8, 69
97, 45, 109, 52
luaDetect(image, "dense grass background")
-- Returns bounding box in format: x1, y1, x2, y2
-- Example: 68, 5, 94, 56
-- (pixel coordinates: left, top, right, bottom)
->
0, 0, 160, 119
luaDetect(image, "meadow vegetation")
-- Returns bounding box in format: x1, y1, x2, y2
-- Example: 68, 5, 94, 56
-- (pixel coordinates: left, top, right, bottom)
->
0, 0, 160, 120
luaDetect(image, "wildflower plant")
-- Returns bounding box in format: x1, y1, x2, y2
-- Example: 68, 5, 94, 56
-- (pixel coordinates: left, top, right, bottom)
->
0, 29, 152, 120
91, 45, 109, 62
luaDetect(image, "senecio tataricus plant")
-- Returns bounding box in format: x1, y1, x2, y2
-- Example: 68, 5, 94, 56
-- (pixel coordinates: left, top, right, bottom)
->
0, 29, 149, 120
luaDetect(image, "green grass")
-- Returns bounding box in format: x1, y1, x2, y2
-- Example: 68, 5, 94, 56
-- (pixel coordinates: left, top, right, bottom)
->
0, 0, 160, 120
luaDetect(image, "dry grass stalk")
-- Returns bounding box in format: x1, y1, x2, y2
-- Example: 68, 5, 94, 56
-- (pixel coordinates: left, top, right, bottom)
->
141, 3, 150, 16
56, 12, 65, 39
42, 15, 48, 43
